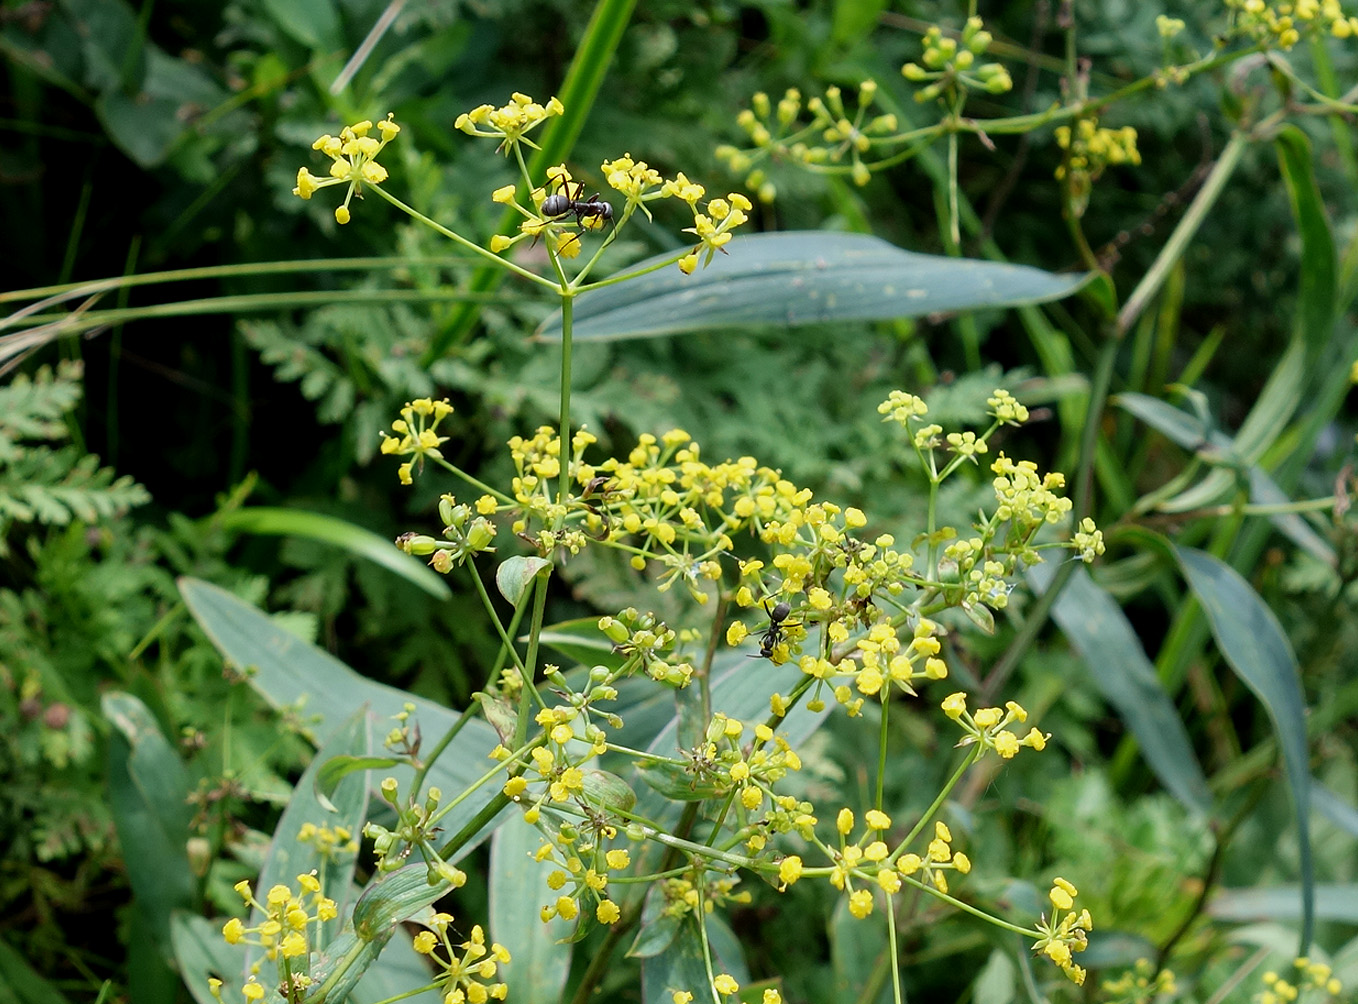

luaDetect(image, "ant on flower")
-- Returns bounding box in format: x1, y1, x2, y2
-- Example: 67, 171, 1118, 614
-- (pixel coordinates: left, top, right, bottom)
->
752, 600, 800, 662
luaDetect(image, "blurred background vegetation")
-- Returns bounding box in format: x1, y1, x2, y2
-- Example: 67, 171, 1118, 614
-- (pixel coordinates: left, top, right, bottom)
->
2, 0, 1356, 1001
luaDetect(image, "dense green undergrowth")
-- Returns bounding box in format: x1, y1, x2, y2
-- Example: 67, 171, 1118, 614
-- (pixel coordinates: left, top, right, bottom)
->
2, 1, 1357, 1003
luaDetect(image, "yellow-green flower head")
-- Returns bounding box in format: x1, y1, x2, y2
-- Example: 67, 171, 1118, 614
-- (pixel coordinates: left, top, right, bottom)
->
378, 398, 455, 483
293, 114, 400, 224
662, 172, 707, 206
455, 92, 564, 153
679, 193, 753, 274
602, 154, 663, 201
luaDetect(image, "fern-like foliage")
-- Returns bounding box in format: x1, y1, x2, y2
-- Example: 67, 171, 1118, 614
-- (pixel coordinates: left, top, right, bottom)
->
0, 361, 149, 555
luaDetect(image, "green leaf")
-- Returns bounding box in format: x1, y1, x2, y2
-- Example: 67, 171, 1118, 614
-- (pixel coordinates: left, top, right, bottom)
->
258, 0, 342, 49
316, 755, 406, 806
496, 555, 552, 606
536, 233, 1093, 341
178, 578, 502, 851
581, 769, 637, 813
1275, 125, 1337, 360
1115, 393, 1334, 563
243, 710, 371, 972
1208, 885, 1358, 924
103, 692, 196, 962
628, 912, 683, 959
0, 937, 74, 1004
488, 813, 574, 1004
972, 949, 1018, 1004
538, 617, 629, 672
1174, 546, 1313, 945
1033, 565, 1212, 815
217, 507, 451, 600
830, 894, 892, 1004
171, 912, 248, 1004
640, 914, 748, 1001
352, 862, 457, 940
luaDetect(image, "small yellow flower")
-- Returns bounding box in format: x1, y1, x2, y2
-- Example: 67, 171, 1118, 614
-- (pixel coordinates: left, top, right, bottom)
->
713, 974, 739, 996
293, 114, 400, 223
455, 93, 564, 154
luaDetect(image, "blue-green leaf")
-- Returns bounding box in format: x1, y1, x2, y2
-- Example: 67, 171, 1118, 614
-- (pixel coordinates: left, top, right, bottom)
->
1032, 565, 1211, 815
496, 555, 551, 606
536, 233, 1093, 341
1209, 885, 1358, 924
178, 578, 500, 849
245, 708, 371, 972
1115, 393, 1334, 563
104, 692, 196, 959
1174, 546, 1313, 945
171, 912, 248, 1004
488, 813, 573, 1004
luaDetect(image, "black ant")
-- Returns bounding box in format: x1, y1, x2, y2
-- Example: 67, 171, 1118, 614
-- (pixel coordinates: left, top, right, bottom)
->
541, 176, 615, 249
752, 600, 800, 661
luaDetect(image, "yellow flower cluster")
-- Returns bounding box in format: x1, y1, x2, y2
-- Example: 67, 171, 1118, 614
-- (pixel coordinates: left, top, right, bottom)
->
1032, 878, 1093, 985
220, 873, 337, 961
1225, 0, 1358, 46
1258, 957, 1346, 1003
296, 821, 359, 863
292, 114, 401, 224
531, 832, 636, 926
454, 92, 563, 152
379, 398, 454, 485
488, 158, 752, 272
1101, 958, 1178, 1004
941, 692, 1049, 760
411, 912, 511, 1003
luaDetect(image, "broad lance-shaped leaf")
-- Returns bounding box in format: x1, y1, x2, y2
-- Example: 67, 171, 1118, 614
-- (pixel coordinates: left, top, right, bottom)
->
536, 232, 1093, 341
489, 813, 573, 1004
1030, 565, 1211, 815
178, 578, 501, 846
1173, 546, 1313, 948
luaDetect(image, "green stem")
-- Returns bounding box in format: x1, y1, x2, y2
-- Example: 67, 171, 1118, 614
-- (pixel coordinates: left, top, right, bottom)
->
409, 705, 478, 798
890, 746, 981, 861
369, 185, 557, 290
557, 294, 574, 514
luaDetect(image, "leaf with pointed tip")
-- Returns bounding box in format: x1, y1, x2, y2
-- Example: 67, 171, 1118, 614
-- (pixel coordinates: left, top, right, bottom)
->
496, 555, 552, 606
1115, 393, 1334, 563
217, 508, 451, 599
536, 232, 1093, 341
104, 692, 195, 963
178, 577, 501, 851
1032, 564, 1211, 815
317, 755, 405, 807
1174, 546, 1313, 944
